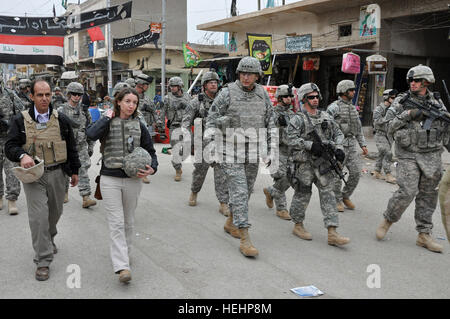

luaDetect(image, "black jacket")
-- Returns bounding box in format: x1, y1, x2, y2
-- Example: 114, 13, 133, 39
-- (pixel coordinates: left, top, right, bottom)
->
86, 115, 158, 178
5, 104, 81, 176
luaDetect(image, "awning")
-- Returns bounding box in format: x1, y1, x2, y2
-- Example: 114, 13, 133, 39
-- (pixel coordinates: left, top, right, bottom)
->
195, 56, 242, 68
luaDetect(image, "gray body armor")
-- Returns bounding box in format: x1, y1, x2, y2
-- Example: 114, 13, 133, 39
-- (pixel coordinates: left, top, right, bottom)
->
274, 103, 294, 154
165, 92, 191, 127
333, 99, 361, 137
103, 117, 141, 169
373, 103, 389, 134
58, 103, 89, 146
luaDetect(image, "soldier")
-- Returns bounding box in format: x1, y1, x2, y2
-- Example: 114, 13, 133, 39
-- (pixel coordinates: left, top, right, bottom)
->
136, 74, 156, 184
263, 84, 295, 221
125, 78, 136, 88
51, 86, 67, 109
371, 89, 398, 184
327, 80, 368, 212
376, 65, 450, 253
206, 56, 276, 257
159, 76, 192, 181
287, 83, 349, 246
0, 74, 24, 215
58, 82, 96, 208
183, 71, 230, 216
17, 79, 32, 109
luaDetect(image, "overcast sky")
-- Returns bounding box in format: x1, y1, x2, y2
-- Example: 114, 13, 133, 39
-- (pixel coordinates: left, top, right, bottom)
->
0, 0, 300, 44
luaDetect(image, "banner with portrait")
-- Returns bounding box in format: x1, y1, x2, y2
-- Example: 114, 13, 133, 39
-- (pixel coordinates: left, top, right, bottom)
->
247, 33, 272, 75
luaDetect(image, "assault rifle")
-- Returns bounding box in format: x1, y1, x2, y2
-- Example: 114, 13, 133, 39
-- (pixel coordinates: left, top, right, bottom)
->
400, 92, 450, 130
302, 110, 348, 186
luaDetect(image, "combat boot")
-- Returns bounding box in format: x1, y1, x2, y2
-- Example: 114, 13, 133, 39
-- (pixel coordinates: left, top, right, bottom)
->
263, 188, 274, 208
276, 210, 291, 220
8, 200, 18, 215
371, 170, 384, 180
118, 269, 132, 283
416, 233, 443, 253
219, 203, 230, 217
189, 192, 197, 206
82, 196, 97, 208
64, 192, 69, 203
376, 218, 393, 240
337, 201, 345, 212
327, 226, 350, 246
385, 173, 396, 184
293, 223, 312, 240
343, 198, 355, 210
224, 213, 240, 238
142, 176, 150, 184
238, 228, 259, 257
174, 168, 182, 182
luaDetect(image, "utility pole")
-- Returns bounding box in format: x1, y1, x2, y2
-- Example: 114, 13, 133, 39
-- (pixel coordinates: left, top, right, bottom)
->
161, 0, 166, 98
106, 0, 113, 96
257, 0, 261, 10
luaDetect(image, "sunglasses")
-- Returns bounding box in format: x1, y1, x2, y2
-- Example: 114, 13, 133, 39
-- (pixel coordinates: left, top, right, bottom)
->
409, 78, 423, 83
70, 92, 83, 96
306, 95, 320, 100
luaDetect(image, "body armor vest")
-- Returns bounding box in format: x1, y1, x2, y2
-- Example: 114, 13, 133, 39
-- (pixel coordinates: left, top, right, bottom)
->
58, 103, 88, 146
334, 100, 361, 137
166, 92, 191, 127
22, 110, 67, 166
275, 103, 294, 154
103, 117, 141, 169
373, 103, 389, 134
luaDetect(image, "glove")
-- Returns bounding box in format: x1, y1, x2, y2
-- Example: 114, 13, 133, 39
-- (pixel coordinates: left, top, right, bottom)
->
167, 120, 172, 128
334, 149, 345, 163
0, 119, 9, 132
177, 102, 187, 110
277, 115, 287, 127
310, 142, 323, 157
409, 109, 423, 120
198, 93, 204, 102
88, 150, 93, 157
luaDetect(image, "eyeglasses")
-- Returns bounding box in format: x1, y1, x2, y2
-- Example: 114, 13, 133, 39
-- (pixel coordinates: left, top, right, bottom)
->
409, 78, 423, 83
306, 95, 320, 100
70, 92, 83, 96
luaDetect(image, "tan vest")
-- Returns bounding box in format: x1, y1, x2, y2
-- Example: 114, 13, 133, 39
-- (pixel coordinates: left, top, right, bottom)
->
22, 110, 67, 166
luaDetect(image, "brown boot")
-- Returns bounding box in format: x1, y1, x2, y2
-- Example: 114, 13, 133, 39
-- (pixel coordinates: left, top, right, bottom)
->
327, 226, 350, 246
142, 176, 150, 184
293, 223, 312, 240
416, 233, 443, 253
118, 269, 132, 283
174, 168, 182, 182
371, 170, 384, 180
64, 192, 69, 204
219, 203, 230, 216
276, 210, 291, 220
35, 267, 49, 281
376, 218, 393, 240
337, 201, 345, 212
8, 200, 18, 215
224, 213, 240, 238
238, 228, 259, 257
263, 188, 274, 209
82, 195, 97, 208
385, 173, 397, 184
188, 192, 197, 206
343, 198, 355, 210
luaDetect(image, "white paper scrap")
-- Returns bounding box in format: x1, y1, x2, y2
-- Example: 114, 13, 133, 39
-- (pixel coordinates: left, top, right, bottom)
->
290, 285, 324, 297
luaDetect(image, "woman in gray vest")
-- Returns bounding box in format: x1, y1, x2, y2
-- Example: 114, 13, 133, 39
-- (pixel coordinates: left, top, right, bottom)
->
87, 88, 158, 283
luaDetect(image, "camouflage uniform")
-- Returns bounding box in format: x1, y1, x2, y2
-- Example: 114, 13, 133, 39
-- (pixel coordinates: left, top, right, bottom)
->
51, 94, 67, 109
266, 101, 295, 211
0, 88, 23, 201
161, 91, 192, 170
383, 89, 450, 233
182, 93, 228, 204
287, 110, 344, 228
138, 92, 157, 133
327, 97, 366, 202
58, 102, 94, 196
206, 80, 275, 228
373, 102, 393, 174
17, 91, 32, 110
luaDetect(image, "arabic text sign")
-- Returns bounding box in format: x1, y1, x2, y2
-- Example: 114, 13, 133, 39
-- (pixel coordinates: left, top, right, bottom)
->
0, 1, 132, 36
113, 29, 159, 51
285, 34, 312, 53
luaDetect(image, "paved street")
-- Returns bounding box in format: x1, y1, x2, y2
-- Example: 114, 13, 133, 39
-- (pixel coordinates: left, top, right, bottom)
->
1, 135, 450, 299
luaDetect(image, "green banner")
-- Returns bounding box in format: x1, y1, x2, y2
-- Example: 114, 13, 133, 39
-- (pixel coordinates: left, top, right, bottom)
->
247, 33, 272, 75
183, 43, 202, 67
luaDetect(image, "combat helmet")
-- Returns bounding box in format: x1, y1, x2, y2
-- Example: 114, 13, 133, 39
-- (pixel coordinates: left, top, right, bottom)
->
382, 89, 398, 101
125, 78, 136, 88
406, 64, 435, 84
169, 76, 184, 87
19, 79, 31, 89
66, 82, 84, 95
53, 86, 61, 92
12, 157, 44, 183
123, 147, 153, 178
336, 80, 356, 94
297, 83, 322, 101
201, 71, 220, 86
112, 82, 130, 97
136, 74, 153, 85
275, 84, 294, 99
236, 56, 262, 76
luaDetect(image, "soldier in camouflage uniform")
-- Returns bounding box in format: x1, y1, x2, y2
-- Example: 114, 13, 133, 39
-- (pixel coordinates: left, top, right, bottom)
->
0, 75, 24, 215
371, 89, 398, 184
287, 83, 349, 246
159, 76, 192, 181
263, 84, 295, 221
327, 80, 368, 212
17, 79, 32, 109
51, 86, 67, 109
135, 74, 156, 184
206, 56, 276, 257
376, 65, 450, 253
58, 82, 97, 208
183, 71, 230, 216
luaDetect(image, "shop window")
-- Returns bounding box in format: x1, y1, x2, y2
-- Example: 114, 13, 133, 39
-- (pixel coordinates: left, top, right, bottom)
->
339, 24, 352, 37
165, 59, 171, 65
